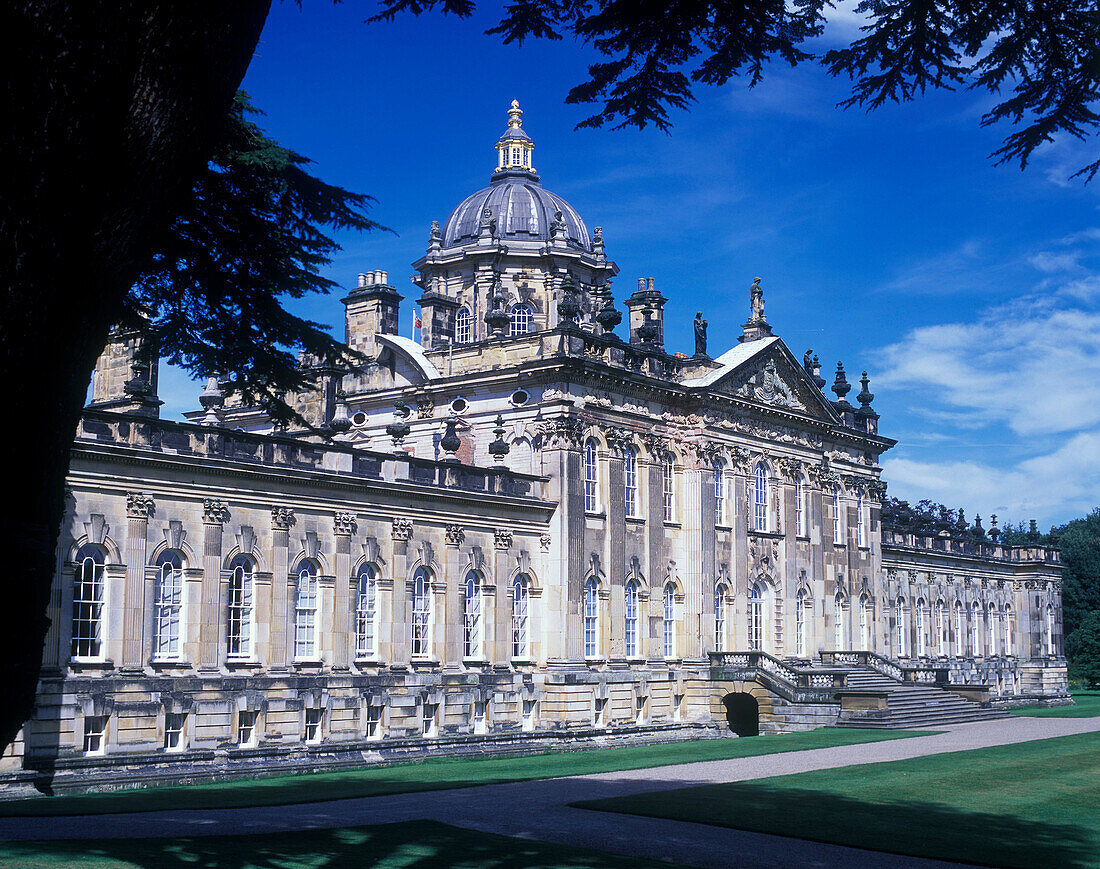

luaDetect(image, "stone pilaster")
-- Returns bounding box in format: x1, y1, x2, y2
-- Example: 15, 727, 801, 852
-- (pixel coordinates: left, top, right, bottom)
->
199, 500, 229, 668
332, 512, 356, 669
270, 507, 295, 668
493, 529, 513, 663
444, 524, 464, 664
122, 493, 155, 669
390, 518, 412, 663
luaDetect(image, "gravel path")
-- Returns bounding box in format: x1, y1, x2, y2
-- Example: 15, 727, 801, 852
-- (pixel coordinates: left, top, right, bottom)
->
3, 716, 1098, 868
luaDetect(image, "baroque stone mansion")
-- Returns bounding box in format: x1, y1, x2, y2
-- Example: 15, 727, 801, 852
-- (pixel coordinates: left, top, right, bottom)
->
1, 102, 1067, 793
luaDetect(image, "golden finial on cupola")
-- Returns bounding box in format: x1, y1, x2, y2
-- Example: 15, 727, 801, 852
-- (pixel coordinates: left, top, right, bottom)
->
494, 100, 536, 177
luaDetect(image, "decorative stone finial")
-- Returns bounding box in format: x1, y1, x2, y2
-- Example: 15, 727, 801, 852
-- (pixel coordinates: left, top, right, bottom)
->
832, 362, 851, 402
199, 376, 224, 427
385, 397, 411, 450
508, 99, 523, 128
857, 371, 874, 408
440, 416, 461, 461
557, 272, 580, 325
489, 414, 511, 466
812, 354, 826, 389
595, 281, 622, 335
855, 370, 879, 433
330, 389, 352, 439
484, 275, 510, 337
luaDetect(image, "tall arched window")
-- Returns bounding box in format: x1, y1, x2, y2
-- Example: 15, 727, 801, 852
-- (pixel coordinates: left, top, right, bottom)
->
988, 602, 999, 655
462, 570, 481, 658
753, 463, 768, 531
859, 594, 871, 650
512, 574, 530, 658
71, 544, 105, 661
1045, 604, 1055, 655
1004, 604, 1014, 656
895, 597, 906, 656
153, 550, 184, 661
624, 446, 638, 518
795, 588, 809, 657
583, 438, 599, 512
794, 477, 805, 536
662, 453, 676, 523
748, 582, 764, 651
714, 584, 728, 652
663, 583, 676, 657
294, 560, 319, 660
953, 600, 963, 656
916, 598, 927, 656
857, 494, 867, 547
412, 568, 432, 657
508, 303, 532, 336
226, 554, 254, 660
832, 491, 842, 543
583, 578, 599, 657
625, 580, 639, 657
355, 563, 378, 659
971, 601, 981, 655
714, 459, 726, 525
454, 306, 472, 344
834, 591, 846, 649
935, 600, 946, 655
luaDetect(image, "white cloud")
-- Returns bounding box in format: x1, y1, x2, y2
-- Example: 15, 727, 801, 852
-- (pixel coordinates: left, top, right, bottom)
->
1028, 251, 1080, 273
877, 300, 1100, 436
883, 431, 1100, 525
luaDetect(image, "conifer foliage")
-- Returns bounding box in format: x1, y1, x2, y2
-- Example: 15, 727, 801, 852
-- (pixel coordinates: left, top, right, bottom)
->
130, 92, 381, 423
375, 0, 1100, 179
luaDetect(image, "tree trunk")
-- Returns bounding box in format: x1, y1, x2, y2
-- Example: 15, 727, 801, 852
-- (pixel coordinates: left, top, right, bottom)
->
0, 1, 271, 754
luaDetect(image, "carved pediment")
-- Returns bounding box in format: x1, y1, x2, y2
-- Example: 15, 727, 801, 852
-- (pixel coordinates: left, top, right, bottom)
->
735, 358, 802, 409
699, 339, 838, 423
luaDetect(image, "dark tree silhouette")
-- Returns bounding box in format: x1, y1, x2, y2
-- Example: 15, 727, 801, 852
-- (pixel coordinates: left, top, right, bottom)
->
375, 0, 1100, 178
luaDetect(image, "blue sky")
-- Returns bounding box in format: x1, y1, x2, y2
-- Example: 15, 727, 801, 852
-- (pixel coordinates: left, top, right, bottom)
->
158, 1, 1100, 529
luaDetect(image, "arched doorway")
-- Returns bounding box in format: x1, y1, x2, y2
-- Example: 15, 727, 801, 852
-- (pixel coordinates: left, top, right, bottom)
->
723, 693, 759, 737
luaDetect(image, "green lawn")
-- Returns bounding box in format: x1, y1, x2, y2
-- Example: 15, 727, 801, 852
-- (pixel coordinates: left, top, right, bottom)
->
1011, 691, 1100, 717
0, 728, 931, 817
0, 819, 682, 869
575, 731, 1100, 869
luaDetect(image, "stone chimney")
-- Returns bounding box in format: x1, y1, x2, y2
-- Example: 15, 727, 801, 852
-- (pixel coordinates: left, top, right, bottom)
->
342, 270, 403, 357
87, 326, 162, 418
625, 277, 667, 349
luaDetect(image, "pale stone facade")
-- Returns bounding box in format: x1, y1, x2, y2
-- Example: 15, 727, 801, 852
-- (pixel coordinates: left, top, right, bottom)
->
0, 103, 1067, 794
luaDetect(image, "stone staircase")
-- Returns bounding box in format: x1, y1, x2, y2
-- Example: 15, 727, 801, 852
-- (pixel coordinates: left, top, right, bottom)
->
835, 668, 1010, 729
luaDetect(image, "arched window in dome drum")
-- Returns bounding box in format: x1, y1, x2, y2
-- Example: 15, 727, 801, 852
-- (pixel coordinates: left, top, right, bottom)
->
509, 304, 532, 336
454, 307, 472, 344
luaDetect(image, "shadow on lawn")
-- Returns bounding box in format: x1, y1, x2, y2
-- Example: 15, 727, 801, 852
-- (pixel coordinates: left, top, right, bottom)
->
576, 785, 1097, 869
0, 820, 655, 869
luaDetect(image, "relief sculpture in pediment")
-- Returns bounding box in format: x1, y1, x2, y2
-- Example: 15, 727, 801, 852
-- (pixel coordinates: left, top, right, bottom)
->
739, 359, 804, 411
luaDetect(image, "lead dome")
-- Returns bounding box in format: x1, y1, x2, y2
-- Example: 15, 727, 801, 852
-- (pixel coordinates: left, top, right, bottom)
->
440, 100, 592, 249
